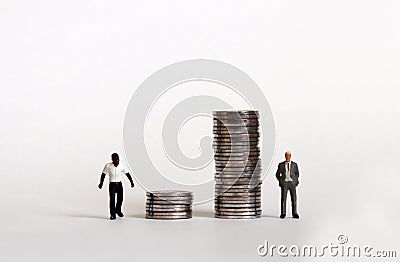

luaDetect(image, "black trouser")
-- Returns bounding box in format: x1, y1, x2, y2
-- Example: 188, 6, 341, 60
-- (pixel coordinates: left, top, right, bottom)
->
109, 182, 123, 216
280, 181, 297, 215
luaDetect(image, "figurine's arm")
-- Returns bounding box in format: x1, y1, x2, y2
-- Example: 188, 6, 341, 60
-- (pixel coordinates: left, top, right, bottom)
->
125, 173, 135, 188
98, 173, 106, 189
275, 164, 282, 180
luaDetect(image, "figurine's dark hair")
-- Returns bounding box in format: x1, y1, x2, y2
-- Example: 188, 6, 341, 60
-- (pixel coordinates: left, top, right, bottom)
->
111, 153, 119, 158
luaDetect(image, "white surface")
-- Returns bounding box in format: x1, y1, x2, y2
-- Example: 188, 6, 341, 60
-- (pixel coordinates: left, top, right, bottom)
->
1, 0, 400, 261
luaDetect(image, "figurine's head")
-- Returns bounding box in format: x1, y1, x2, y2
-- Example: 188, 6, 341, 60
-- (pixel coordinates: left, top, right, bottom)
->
285, 151, 291, 162
111, 153, 119, 167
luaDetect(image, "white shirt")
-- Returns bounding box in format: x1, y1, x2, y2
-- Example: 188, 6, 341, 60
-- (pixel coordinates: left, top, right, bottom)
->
102, 162, 128, 182
284, 161, 293, 182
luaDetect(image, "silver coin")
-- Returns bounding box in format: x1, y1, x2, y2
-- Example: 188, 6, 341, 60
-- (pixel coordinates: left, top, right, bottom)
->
214, 150, 260, 155
214, 173, 262, 178
213, 139, 259, 144
215, 182, 260, 187
213, 127, 259, 132
215, 164, 261, 168
215, 197, 261, 201
213, 125, 259, 129
146, 195, 193, 200
215, 184, 261, 189
146, 215, 192, 220
213, 124, 259, 128
215, 196, 261, 201
215, 181, 262, 185
215, 211, 262, 216
214, 176, 262, 180
215, 203, 261, 207
215, 215, 261, 219
213, 133, 259, 137
214, 161, 261, 166
215, 160, 260, 166
215, 191, 261, 196
215, 184, 262, 189
213, 122, 259, 127
146, 190, 193, 196
215, 175, 261, 179
215, 167, 261, 171
214, 175, 262, 180
213, 110, 259, 116
213, 131, 260, 136
215, 163, 260, 169
213, 115, 259, 120
215, 177, 261, 181
213, 146, 260, 151
214, 158, 260, 162
213, 117, 259, 120
214, 152, 261, 157
213, 151, 260, 156
146, 201, 192, 205
213, 138, 259, 142
213, 143, 259, 148
215, 167, 261, 173
215, 190, 261, 195
215, 207, 262, 212
213, 144, 259, 148
146, 204, 192, 209
215, 188, 261, 193
213, 117, 259, 122
214, 172, 262, 177
217, 191, 261, 197
145, 210, 192, 215
215, 202, 261, 206
213, 124, 259, 129
213, 128, 259, 132
215, 210, 262, 215
146, 195, 193, 199
146, 209, 192, 213
145, 203, 192, 206
146, 199, 193, 204
213, 118, 259, 123
215, 202, 261, 207
213, 144, 260, 148
214, 179, 262, 183
213, 137, 259, 141
215, 169, 262, 174
147, 190, 193, 194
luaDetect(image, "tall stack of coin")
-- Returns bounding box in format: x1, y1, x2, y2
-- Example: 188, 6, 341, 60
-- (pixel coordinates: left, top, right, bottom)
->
213, 110, 262, 219
145, 190, 193, 219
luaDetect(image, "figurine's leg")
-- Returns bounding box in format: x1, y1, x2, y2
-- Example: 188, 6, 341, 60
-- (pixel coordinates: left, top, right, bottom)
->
116, 183, 123, 214
109, 183, 116, 216
289, 184, 297, 215
281, 186, 288, 215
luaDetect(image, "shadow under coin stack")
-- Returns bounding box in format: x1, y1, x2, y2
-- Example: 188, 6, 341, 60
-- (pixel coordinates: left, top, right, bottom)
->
213, 110, 262, 219
145, 190, 193, 220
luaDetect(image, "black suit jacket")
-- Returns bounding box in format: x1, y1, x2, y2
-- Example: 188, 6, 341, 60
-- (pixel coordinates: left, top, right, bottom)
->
275, 161, 299, 187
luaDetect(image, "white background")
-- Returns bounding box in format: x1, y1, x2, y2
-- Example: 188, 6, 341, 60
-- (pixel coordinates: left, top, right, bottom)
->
1, 0, 400, 261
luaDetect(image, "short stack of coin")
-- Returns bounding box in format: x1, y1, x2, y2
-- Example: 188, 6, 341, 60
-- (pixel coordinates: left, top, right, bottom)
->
213, 110, 262, 219
145, 190, 193, 220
